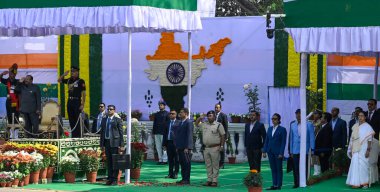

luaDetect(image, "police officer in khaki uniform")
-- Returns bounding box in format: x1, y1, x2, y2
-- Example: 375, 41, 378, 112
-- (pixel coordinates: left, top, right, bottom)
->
195, 110, 225, 187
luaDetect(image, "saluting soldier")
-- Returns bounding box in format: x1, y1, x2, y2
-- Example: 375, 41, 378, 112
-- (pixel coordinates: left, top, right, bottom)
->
0, 64, 20, 126
58, 66, 86, 138
195, 110, 225, 187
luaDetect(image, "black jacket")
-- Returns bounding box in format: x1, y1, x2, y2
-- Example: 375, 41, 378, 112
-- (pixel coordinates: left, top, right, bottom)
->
216, 112, 229, 137
315, 123, 333, 153
366, 109, 380, 140
162, 119, 180, 147
15, 83, 41, 113
244, 121, 266, 150
153, 110, 169, 135
330, 118, 347, 148
100, 116, 124, 148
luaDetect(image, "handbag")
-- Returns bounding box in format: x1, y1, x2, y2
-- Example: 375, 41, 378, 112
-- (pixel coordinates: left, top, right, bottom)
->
112, 154, 131, 170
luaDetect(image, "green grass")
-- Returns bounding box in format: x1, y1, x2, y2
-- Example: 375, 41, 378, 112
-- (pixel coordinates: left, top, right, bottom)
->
24, 161, 380, 191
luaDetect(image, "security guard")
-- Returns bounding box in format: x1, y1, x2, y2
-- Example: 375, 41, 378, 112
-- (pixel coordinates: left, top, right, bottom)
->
58, 66, 86, 138
195, 110, 225, 187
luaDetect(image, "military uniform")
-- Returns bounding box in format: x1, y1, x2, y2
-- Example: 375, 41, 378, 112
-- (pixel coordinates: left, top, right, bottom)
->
0, 77, 20, 125
62, 77, 86, 138
199, 121, 225, 183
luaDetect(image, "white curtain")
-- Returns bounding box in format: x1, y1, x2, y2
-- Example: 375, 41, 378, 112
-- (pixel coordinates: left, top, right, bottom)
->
269, 87, 300, 157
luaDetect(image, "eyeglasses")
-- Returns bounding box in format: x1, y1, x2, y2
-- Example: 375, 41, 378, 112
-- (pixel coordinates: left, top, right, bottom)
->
99, 106, 104, 108
107, 108, 115, 111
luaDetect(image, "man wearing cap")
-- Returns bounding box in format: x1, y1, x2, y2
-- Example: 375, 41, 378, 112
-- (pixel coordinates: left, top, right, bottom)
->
195, 110, 225, 187
58, 66, 86, 138
0, 64, 20, 130
289, 109, 315, 188
153, 100, 169, 164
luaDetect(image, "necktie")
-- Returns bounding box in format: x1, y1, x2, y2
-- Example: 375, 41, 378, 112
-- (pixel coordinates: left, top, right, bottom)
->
105, 118, 110, 138
369, 111, 373, 121
168, 120, 173, 140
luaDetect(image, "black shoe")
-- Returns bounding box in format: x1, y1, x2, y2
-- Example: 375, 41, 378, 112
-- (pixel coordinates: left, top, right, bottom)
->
105, 181, 113, 185
165, 175, 173, 179
266, 186, 276, 190
110, 181, 118, 186
162, 162, 168, 165
292, 185, 299, 189
202, 181, 212, 186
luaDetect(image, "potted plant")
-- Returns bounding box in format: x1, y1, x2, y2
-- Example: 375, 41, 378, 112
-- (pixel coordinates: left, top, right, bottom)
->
15, 151, 33, 186
229, 113, 241, 123
226, 135, 236, 164
243, 83, 261, 114
130, 142, 148, 179
0, 172, 8, 187
29, 152, 43, 184
44, 144, 58, 182
118, 111, 127, 121
243, 169, 263, 192
79, 150, 99, 183
59, 155, 79, 183
330, 148, 350, 175
12, 171, 23, 187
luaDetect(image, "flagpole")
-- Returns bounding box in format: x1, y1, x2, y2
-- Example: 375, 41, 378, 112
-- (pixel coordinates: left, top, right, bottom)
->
187, 32, 192, 114
125, 29, 132, 184
374, 53, 379, 99
300, 53, 308, 187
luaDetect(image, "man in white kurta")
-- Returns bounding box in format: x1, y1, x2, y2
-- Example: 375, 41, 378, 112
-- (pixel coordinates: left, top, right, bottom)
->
346, 115, 378, 188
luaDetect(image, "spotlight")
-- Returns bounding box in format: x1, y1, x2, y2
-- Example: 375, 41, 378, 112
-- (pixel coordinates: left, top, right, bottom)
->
266, 29, 274, 39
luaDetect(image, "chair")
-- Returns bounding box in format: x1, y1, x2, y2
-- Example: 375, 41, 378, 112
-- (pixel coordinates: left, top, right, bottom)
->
39, 101, 61, 139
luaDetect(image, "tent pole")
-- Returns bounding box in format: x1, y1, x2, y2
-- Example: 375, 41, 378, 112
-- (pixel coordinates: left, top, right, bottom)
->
374, 53, 379, 99
187, 32, 192, 114
126, 29, 132, 184
300, 53, 308, 187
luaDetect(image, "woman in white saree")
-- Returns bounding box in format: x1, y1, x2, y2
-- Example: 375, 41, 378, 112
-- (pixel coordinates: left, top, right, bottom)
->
346, 111, 378, 188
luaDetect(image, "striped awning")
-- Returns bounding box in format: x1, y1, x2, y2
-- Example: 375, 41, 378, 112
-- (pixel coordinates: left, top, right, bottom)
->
0, 0, 202, 37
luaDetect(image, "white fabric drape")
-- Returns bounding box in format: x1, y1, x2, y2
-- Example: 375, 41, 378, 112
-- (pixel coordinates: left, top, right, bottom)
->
286, 27, 380, 57
0, 6, 202, 36
268, 87, 300, 158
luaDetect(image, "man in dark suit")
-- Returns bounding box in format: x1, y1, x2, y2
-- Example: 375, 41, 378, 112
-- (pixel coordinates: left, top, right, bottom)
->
92, 102, 106, 133
244, 110, 266, 172
15, 75, 41, 138
215, 103, 229, 168
263, 113, 287, 190
365, 99, 380, 177
174, 108, 193, 185
330, 107, 347, 149
100, 105, 124, 186
153, 100, 169, 165
162, 109, 180, 179
315, 112, 333, 173
348, 107, 362, 140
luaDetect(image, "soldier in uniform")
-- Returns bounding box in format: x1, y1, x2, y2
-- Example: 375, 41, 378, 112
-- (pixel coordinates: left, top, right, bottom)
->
195, 110, 225, 187
58, 66, 86, 138
0, 64, 20, 126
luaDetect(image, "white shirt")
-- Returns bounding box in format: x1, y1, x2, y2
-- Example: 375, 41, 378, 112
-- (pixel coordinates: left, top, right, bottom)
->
250, 121, 256, 133
96, 111, 106, 131
272, 125, 278, 136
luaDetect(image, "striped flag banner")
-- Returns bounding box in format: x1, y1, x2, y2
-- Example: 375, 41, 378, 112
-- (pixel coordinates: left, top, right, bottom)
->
327, 55, 379, 114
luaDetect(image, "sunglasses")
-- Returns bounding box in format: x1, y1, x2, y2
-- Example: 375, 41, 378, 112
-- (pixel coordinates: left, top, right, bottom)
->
107, 108, 115, 111
170, 113, 176, 115
271, 118, 278, 120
